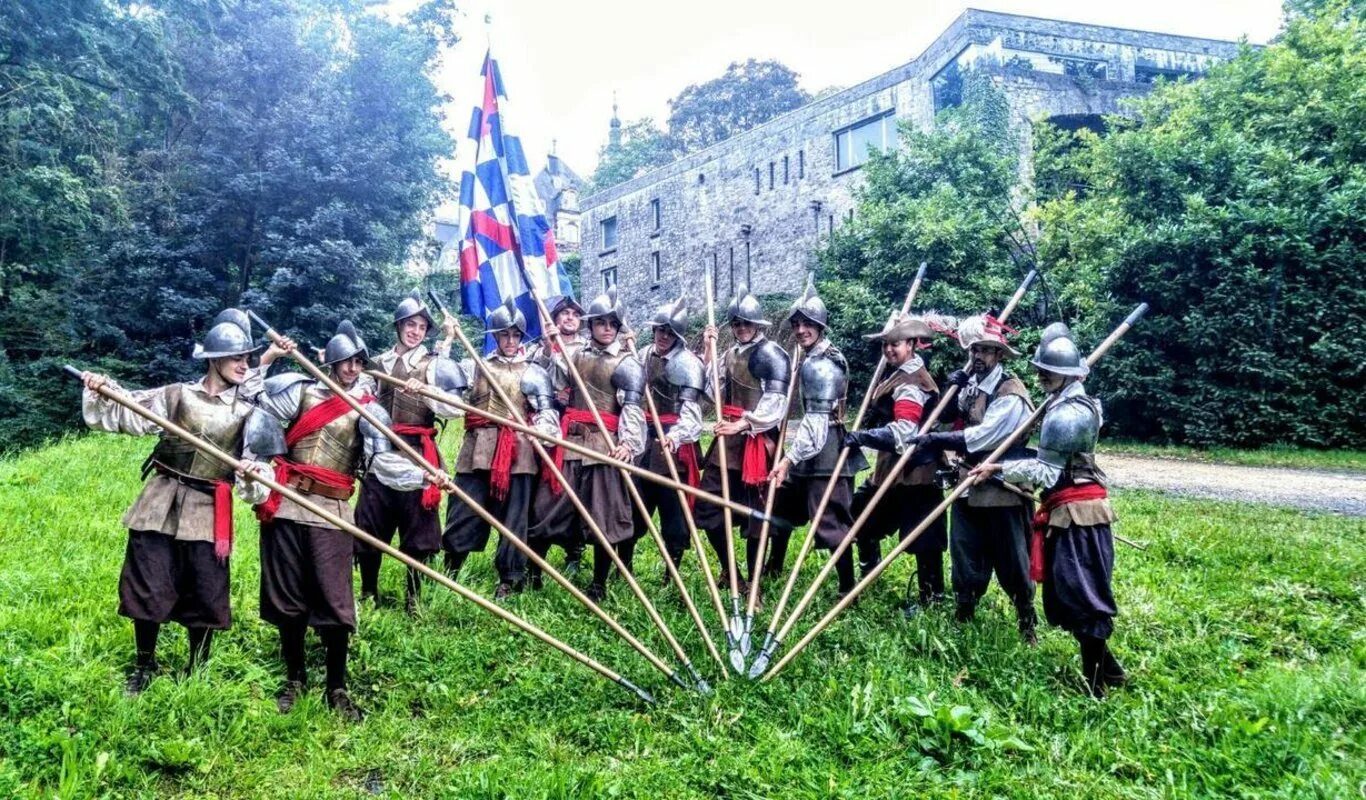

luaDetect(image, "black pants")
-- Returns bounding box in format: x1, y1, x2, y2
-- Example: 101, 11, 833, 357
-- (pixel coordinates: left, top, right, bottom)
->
770, 475, 857, 593
119, 530, 231, 629
696, 466, 764, 581
354, 474, 441, 596
852, 482, 947, 603
1043, 523, 1117, 640
949, 501, 1035, 624
259, 519, 357, 631
632, 475, 690, 566
442, 472, 533, 585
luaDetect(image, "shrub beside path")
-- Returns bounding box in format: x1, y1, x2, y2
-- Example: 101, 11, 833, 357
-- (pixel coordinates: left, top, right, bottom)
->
1103, 454, 1366, 516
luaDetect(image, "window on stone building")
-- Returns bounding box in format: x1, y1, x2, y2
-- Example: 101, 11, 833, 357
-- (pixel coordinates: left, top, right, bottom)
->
651, 251, 661, 284
768, 162, 775, 190
753, 168, 760, 195
601, 216, 618, 250
650, 198, 661, 231
602, 266, 617, 289
834, 112, 895, 172
783, 156, 789, 184
728, 247, 735, 295
711, 253, 719, 294
828, 213, 834, 235
744, 241, 752, 287
931, 60, 963, 113
799, 150, 805, 179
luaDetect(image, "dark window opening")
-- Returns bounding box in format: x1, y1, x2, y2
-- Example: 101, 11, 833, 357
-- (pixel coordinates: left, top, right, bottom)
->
602, 266, 617, 289
651, 251, 661, 283
650, 198, 661, 230
798, 150, 805, 179
753, 168, 760, 195
600, 216, 618, 250
768, 162, 775, 190
783, 156, 789, 184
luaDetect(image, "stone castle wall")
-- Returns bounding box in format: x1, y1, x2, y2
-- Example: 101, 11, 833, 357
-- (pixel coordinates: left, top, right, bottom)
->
580, 9, 1243, 325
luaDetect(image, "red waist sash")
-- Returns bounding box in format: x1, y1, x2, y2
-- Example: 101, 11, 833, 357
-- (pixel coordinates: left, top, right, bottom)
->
544, 408, 620, 494
721, 404, 770, 486
1030, 483, 1109, 581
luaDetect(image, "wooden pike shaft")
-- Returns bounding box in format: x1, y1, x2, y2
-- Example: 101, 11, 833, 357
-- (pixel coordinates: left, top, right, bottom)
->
743, 345, 803, 620
434, 294, 710, 686
703, 274, 743, 620
760, 263, 933, 639
64, 365, 655, 704
247, 313, 683, 686
626, 336, 732, 667
768, 269, 1037, 645
761, 303, 1149, 680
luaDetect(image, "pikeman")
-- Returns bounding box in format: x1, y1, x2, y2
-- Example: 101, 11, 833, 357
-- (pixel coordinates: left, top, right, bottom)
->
354, 295, 461, 613
844, 312, 947, 617
548, 287, 646, 602
247, 320, 404, 721
634, 296, 706, 571
971, 323, 1125, 696
443, 297, 561, 598
767, 277, 867, 598
698, 285, 790, 591
912, 314, 1038, 642
526, 294, 589, 576
80, 312, 272, 694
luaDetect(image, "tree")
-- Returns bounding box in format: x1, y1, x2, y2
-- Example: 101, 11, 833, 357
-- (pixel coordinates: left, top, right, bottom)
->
1035, 5, 1366, 448
818, 74, 1055, 387
588, 118, 673, 193
0, 0, 455, 453
666, 59, 811, 154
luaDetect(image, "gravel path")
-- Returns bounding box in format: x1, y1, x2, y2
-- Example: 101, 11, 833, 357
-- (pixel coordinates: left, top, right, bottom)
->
1103, 454, 1366, 516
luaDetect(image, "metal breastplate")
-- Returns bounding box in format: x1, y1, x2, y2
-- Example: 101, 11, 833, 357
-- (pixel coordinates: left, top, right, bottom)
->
149, 384, 249, 481
378, 353, 436, 427
645, 351, 682, 415
468, 360, 528, 418
725, 346, 763, 410
797, 354, 848, 420
570, 347, 625, 414
288, 387, 363, 474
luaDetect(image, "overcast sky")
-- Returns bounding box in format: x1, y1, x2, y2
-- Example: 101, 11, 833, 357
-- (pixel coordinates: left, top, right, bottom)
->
425, 0, 1284, 185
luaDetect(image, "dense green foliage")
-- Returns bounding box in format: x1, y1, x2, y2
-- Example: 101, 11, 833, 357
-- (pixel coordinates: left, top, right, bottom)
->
0, 0, 455, 453
823, 3, 1366, 448
590, 60, 811, 192
1, 432, 1362, 797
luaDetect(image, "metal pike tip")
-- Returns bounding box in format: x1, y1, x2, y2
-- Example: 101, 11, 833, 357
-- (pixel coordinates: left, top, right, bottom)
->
739, 629, 752, 657
618, 678, 656, 705
747, 648, 771, 680
729, 615, 745, 641
694, 677, 714, 696
728, 647, 746, 675
668, 670, 690, 690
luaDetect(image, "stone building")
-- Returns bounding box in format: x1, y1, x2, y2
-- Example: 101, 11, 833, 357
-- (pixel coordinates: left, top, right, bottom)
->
579, 9, 1245, 323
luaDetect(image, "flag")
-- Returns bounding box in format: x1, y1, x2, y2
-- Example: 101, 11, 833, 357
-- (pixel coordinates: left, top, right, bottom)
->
438, 51, 574, 350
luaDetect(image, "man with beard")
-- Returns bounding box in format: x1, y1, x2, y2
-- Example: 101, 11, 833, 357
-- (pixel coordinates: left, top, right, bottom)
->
844, 313, 947, 617
697, 285, 790, 593
247, 321, 407, 721
913, 314, 1038, 643
971, 323, 1125, 696
767, 277, 867, 599
634, 296, 706, 574
354, 295, 461, 613
81, 311, 272, 694
526, 295, 589, 580
545, 287, 646, 602
442, 297, 561, 598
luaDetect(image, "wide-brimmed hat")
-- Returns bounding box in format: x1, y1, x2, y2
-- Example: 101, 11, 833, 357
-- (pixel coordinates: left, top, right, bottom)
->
862, 312, 936, 342
956, 313, 1019, 356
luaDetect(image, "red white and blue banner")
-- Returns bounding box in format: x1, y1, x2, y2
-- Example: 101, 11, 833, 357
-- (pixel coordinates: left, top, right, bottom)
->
439, 51, 573, 349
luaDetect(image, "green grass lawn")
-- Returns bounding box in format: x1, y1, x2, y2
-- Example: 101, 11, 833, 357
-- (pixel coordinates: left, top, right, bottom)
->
1097, 441, 1366, 473
1, 429, 1363, 798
